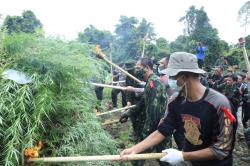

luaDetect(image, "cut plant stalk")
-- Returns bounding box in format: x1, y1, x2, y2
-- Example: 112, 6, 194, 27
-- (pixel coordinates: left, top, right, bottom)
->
112, 80, 125, 84
94, 45, 143, 84
102, 119, 120, 125
90, 82, 126, 90
239, 37, 250, 77
96, 105, 136, 116
28, 153, 166, 163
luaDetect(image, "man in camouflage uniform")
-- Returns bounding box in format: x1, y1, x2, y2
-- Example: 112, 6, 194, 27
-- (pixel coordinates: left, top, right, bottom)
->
121, 61, 146, 142
241, 74, 250, 162
126, 57, 170, 166
217, 74, 241, 114
207, 67, 224, 90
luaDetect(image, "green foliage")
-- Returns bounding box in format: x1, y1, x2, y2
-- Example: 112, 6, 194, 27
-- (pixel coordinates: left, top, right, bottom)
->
113, 16, 159, 62
0, 31, 118, 166
78, 25, 113, 49
169, 35, 196, 53
3, 10, 42, 34
225, 48, 243, 66
77, 16, 170, 63
179, 6, 229, 66
245, 34, 250, 50
238, 1, 250, 33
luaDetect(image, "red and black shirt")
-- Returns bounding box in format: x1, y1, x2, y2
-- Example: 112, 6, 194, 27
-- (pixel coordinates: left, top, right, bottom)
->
158, 88, 236, 166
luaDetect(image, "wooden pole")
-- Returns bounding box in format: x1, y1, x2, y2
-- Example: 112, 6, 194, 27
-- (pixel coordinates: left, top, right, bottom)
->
102, 119, 120, 125
95, 45, 143, 84
239, 37, 250, 77
112, 80, 126, 84
141, 32, 148, 58
96, 105, 136, 116
28, 153, 166, 163
90, 82, 126, 90
109, 42, 113, 81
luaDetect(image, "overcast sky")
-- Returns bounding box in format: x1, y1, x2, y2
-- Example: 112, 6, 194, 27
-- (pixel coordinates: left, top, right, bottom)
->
0, 0, 249, 44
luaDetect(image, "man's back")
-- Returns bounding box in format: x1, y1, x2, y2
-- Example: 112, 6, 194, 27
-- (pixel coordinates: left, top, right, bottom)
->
143, 74, 167, 135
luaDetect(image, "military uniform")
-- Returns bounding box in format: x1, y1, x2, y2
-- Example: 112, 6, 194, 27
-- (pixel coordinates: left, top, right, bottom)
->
240, 82, 250, 128
125, 65, 145, 142
142, 74, 167, 136
217, 83, 241, 114
141, 73, 171, 166
241, 82, 250, 154
125, 73, 170, 166
124, 66, 146, 166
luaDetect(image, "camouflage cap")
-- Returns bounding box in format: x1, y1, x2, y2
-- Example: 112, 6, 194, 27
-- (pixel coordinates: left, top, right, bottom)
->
162, 52, 206, 77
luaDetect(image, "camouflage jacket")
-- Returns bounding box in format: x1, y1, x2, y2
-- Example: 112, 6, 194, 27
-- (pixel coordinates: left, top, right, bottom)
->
142, 74, 168, 136
217, 83, 241, 106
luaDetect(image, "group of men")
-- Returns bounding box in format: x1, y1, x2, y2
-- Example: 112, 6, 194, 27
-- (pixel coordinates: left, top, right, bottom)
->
119, 52, 239, 166
94, 50, 250, 166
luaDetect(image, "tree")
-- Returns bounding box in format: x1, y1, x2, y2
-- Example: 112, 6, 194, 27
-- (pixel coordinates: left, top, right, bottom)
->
245, 34, 250, 50
170, 35, 195, 53
113, 16, 157, 62
115, 15, 138, 41
21, 10, 42, 33
3, 10, 42, 34
179, 6, 197, 35
78, 25, 113, 49
238, 1, 250, 36
179, 6, 228, 66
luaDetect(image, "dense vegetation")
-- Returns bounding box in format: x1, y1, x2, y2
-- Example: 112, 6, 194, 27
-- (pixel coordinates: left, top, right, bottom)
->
0, 31, 119, 166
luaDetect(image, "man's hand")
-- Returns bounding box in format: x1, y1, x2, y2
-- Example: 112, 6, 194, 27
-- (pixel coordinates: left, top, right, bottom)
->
125, 86, 135, 92
120, 147, 136, 161
140, 81, 146, 86
124, 102, 132, 112
160, 148, 184, 165
207, 79, 215, 85
119, 112, 129, 123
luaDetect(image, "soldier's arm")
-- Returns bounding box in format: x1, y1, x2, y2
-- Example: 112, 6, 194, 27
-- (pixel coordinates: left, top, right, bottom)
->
120, 130, 166, 157
125, 96, 145, 117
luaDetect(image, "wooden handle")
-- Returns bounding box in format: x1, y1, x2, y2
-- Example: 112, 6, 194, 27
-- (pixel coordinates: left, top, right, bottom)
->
105, 58, 142, 84
102, 119, 120, 125
239, 37, 250, 77
96, 105, 136, 116
90, 82, 126, 90
28, 153, 166, 163
94, 46, 143, 84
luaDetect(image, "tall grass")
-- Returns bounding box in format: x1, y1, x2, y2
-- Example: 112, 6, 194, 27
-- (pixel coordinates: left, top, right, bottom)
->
0, 31, 119, 166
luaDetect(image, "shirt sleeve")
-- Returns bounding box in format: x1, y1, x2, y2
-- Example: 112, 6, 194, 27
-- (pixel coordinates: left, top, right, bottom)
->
210, 99, 235, 160
157, 101, 177, 137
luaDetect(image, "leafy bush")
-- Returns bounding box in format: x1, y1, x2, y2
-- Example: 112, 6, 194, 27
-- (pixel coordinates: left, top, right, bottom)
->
0, 32, 119, 166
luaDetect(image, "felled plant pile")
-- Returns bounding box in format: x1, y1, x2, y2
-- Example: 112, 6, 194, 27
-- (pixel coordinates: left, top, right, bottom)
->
0, 30, 119, 166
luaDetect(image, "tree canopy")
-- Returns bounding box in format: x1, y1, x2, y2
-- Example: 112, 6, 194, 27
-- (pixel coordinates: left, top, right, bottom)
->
3, 10, 42, 34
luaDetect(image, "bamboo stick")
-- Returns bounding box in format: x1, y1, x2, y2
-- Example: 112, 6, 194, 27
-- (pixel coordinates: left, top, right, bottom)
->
96, 105, 136, 116
102, 119, 120, 125
90, 82, 126, 90
28, 153, 166, 163
239, 37, 250, 77
112, 80, 126, 84
94, 45, 143, 84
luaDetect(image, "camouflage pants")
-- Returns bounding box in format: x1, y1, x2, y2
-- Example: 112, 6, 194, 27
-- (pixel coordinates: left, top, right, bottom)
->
129, 107, 146, 142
